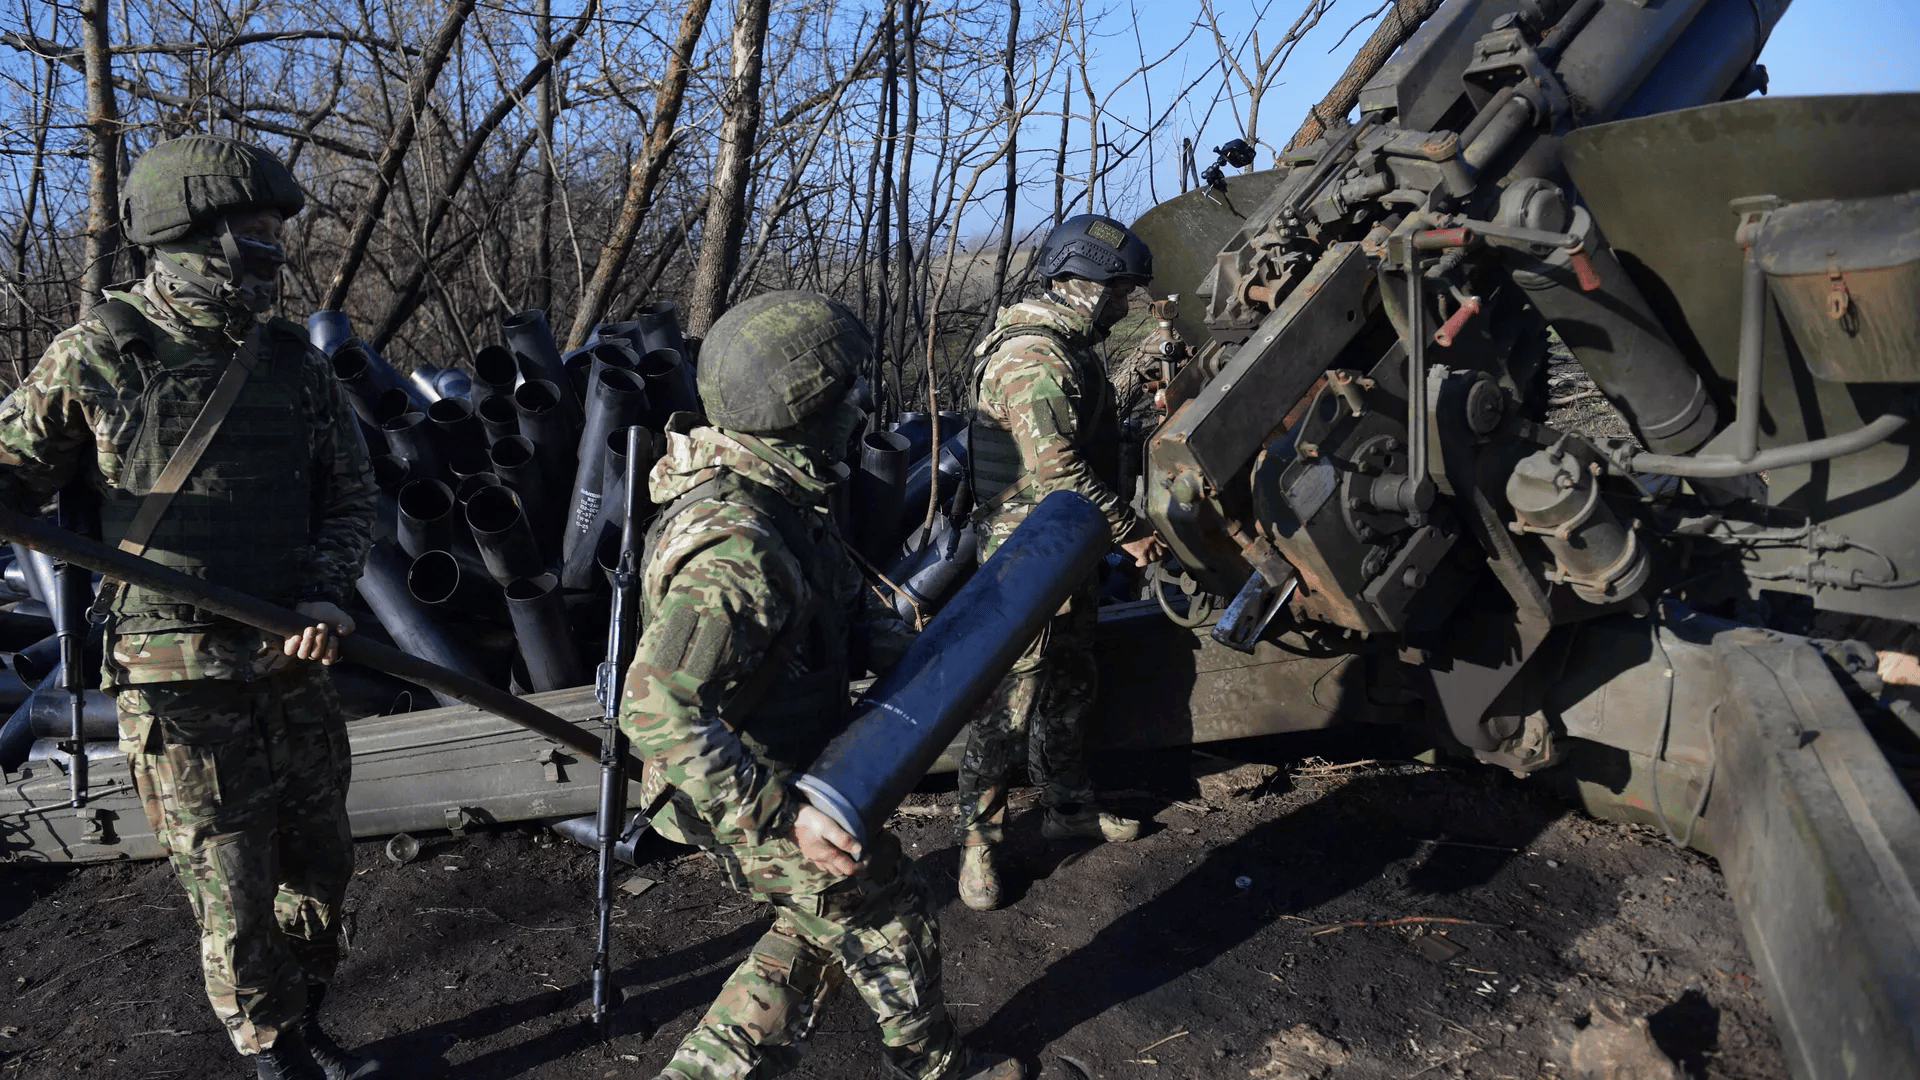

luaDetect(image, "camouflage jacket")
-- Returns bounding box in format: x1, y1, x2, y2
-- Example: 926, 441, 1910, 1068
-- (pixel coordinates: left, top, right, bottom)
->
972, 287, 1137, 547
619, 422, 911, 850
0, 277, 378, 685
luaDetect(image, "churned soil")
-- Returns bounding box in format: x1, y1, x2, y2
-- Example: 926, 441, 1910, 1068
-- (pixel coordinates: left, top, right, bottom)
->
0, 732, 1786, 1080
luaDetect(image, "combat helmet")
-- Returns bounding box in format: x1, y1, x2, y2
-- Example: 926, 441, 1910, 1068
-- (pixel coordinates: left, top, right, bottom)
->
1035, 214, 1153, 287
121, 134, 305, 245
699, 291, 872, 434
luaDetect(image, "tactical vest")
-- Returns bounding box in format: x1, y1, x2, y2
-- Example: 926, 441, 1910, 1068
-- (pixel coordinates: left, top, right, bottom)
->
92, 300, 316, 633
968, 321, 1122, 507
641, 469, 851, 774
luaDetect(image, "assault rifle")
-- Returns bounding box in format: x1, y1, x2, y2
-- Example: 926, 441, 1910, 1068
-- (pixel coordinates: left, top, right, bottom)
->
52, 489, 95, 807
592, 425, 647, 1037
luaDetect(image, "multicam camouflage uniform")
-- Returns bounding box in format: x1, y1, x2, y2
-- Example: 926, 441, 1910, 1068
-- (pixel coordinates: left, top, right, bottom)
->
0, 268, 377, 1055
958, 277, 1139, 845
622, 420, 956, 1080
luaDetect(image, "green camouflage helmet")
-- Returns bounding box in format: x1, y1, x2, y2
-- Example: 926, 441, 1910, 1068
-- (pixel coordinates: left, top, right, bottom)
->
699, 291, 871, 433
121, 134, 305, 246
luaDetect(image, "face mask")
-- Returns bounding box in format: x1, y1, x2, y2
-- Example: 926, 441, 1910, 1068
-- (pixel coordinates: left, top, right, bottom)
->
1047, 276, 1133, 337
152, 217, 285, 314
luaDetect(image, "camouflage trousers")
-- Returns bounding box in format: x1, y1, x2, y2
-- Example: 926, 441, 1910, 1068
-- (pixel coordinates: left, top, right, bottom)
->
954, 568, 1099, 846
653, 801, 960, 1080
118, 665, 354, 1056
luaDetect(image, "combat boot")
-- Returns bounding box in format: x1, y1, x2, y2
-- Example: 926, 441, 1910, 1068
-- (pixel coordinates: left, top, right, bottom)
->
958, 844, 1003, 911
1041, 804, 1140, 843
252, 1030, 327, 1080
947, 1051, 1025, 1079
302, 985, 384, 1079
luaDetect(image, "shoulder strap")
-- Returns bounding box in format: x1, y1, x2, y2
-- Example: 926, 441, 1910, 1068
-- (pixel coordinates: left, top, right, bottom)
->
116, 324, 267, 558
91, 299, 158, 358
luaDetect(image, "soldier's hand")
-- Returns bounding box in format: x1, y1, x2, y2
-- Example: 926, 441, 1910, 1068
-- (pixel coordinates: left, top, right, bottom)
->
1120, 531, 1169, 568
793, 804, 865, 878
286, 601, 356, 666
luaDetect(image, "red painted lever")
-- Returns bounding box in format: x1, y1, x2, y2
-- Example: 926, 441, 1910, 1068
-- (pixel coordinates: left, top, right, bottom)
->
1433, 296, 1482, 347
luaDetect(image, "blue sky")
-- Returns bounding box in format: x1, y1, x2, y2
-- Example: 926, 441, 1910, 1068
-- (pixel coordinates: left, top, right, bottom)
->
1027, 0, 1920, 229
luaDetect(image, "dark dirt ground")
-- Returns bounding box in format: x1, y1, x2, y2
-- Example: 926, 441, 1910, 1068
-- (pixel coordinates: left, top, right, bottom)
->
1, 730, 1786, 1080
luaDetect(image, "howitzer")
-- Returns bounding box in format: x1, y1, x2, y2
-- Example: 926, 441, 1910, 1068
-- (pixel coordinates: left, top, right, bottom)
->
0, 504, 644, 777
1125, 0, 1920, 1073
591, 425, 649, 1036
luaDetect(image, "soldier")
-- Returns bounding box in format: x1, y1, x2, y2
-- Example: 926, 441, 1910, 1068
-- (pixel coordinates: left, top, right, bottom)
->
623, 291, 1019, 1080
955, 214, 1169, 912
0, 136, 380, 1080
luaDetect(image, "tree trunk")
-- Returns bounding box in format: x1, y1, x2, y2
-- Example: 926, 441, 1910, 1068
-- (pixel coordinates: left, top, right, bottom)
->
78, 0, 120, 314
1052, 77, 1071, 227
683, 0, 774, 337
565, 0, 714, 349
989, 0, 1021, 308
13, 57, 55, 373
320, 0, 476, 312
532, 0, 554, 313
1286, 0, 1443, 150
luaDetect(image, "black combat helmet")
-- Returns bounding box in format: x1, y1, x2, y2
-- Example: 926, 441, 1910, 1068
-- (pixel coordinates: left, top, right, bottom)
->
699, 291, 872, 434
121, 134, 305, 245
1035, 214, 1154, 287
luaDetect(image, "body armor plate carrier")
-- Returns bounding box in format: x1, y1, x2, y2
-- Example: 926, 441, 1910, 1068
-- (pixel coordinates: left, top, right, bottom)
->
92, 300, 316, 633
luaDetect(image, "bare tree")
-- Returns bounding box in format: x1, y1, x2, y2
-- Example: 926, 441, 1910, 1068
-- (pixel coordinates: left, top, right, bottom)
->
78, 0, 118, 312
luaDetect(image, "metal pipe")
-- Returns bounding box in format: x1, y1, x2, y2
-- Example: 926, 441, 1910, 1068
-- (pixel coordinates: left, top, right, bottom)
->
474, 344, 520, 398
9, 543, 55, 606
638, 348, 700, 424
1463, 93, 1536, 174
332, 339, 426, 413
898, 429, 970, 541
0, 609, 54, 652
891, 520, 978, 622
428, 397, 487, 462
560, 426, 652, 592
371, 454, 411, 494
564, 368, 649, 564
513, 379, 577, 510
594, 321, 645, 354
407, 549, 501, 617
369, 388, 413, 427
504, 573, 584, 692
1734, 253, 1766, 463
502, 309, 582, 425
432, 367, 476, 402
792, 491, 1110, 847
307, 311, 354, 358
466, 485, 546, 586
490, 436, 554, 545
453, 471, 502, 509
1630, 414, 1909, 479
634, 301, 688, 364
853, 431, 910, 562
408, 364, 446, 404
25, 687, 115, 739
1405, 266, 1430, 525
13, 624, 100, 684
381, 411, 444, 484
448, 448, 494, 489
396, 479, 461, 561
477, 393, 519, 446
0, 513, 641, 772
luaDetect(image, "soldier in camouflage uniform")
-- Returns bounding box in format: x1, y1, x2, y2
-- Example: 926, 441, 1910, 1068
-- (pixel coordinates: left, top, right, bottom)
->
0, 136, 379, 1080
621, 291, 1020, 1080
956, 215, 1170, 912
